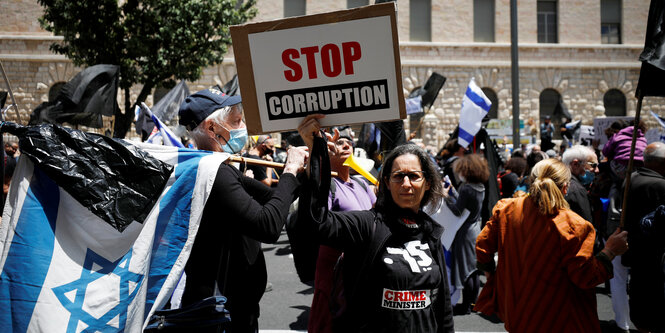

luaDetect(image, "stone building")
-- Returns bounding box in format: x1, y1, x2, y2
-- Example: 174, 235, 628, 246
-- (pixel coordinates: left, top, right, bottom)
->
1, 0, 663, 147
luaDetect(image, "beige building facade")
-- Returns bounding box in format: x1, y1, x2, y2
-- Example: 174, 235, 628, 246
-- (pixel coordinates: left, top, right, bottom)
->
1, 0, 663, 147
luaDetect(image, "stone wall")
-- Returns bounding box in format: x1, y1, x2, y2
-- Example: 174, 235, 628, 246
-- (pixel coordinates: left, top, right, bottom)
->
0, 0, 48, 35
1, 0, 663, 146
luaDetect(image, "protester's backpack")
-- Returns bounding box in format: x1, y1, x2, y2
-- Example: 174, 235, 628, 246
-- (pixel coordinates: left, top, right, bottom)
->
286, 177, 369, 284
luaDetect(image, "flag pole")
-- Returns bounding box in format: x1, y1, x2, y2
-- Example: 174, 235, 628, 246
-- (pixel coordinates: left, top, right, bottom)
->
228, 155, 338, 177
0, 60, 21, 124
510, 0, 520, 149
619, 92, 643, 228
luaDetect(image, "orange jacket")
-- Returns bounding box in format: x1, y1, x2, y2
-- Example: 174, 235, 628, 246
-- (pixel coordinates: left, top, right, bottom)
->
475, 196, 612, 333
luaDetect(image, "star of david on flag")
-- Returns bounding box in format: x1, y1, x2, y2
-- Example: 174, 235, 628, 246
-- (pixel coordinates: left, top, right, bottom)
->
0, 124, 226, 332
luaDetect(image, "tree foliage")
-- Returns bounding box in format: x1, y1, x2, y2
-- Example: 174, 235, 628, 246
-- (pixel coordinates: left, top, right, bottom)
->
38, 0, 256, 137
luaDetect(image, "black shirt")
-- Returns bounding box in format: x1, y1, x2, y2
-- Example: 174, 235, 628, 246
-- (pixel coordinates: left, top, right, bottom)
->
240, 153, 268, 181
371, 222, 442, 333
182, 162, 299, 333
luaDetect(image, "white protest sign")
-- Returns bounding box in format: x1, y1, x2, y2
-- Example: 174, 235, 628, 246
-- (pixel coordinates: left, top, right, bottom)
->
231, 3, 405, 134
593, 116, 633, 149
578, 125, 594, 146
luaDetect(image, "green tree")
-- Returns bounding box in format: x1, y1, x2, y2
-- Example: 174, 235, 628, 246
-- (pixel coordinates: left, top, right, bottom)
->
38, 0, 256, 138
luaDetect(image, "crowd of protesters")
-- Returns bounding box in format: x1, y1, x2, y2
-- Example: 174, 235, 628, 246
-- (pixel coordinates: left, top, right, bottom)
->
90, 87, 663, 333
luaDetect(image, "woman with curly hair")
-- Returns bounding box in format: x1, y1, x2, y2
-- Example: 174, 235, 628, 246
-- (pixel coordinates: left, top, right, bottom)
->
444, 153, 490, 315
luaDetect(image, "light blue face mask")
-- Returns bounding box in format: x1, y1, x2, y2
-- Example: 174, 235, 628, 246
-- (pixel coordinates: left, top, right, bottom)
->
579, 170, 595, 186
217, 126, 248, 154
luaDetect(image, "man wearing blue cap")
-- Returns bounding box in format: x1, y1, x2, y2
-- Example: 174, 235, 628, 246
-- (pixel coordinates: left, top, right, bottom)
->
178, 88, 307, 333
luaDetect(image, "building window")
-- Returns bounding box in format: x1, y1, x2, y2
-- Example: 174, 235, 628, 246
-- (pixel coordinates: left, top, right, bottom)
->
481, 88, 498, 119
474, 0, 495, 42
347, 0, 369, 9
539, 88, 563, 139
537, 0, 558, 43
604, 89, 626, 116
284, 0, 306, 17
601, 0, 621, 44
49, 82, 66, 102
410, 0, 431, 41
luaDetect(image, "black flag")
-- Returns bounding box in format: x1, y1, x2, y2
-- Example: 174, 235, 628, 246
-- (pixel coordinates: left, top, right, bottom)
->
420, 73, 446, 109
0, 91, 7, 110
29, 64, 120, 128
2, 122, 172, 232
220, 74, 240, 96
637, 0, 665, 97
553, 96, 572, 120
135, 80, 190, 140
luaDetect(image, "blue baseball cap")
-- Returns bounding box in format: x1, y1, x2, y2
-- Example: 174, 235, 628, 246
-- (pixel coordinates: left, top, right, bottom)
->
179, 88, 242, 131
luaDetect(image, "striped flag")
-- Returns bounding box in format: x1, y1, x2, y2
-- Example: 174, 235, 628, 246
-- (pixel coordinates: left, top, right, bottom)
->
651, 111, 665, 129
0, 124, 226, 332
140, 103, 185, 148
458, 78, 491, 148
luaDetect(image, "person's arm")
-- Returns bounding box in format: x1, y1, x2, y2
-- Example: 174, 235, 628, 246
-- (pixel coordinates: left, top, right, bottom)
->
435, 239, 455, 333
476, 200, 506, 274
563, 223, 628, 289
261, 167, 274, 186
444, 184, 469, 216
297, 122, 375, 248
215, 147, 307, 243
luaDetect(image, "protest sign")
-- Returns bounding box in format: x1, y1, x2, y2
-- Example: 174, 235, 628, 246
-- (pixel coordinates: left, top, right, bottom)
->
579, 125, 595, 146
593, 116, 632, 149
230, 3, 405, 134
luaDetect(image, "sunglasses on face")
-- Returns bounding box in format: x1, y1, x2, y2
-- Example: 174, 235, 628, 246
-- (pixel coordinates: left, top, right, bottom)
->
389, 171, 425, 183
334, 138, 353, 147
587, 162, 598, 169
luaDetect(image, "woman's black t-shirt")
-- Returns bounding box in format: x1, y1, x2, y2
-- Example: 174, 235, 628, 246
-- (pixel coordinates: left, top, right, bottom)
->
364, 219, 442, 333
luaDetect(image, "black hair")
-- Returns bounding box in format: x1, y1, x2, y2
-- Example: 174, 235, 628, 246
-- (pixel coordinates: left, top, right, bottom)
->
375, 143, 443, 214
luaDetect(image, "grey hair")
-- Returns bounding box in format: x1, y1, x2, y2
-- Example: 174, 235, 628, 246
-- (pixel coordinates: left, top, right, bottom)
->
189, 104, 243, 146
561, 145, 594, 167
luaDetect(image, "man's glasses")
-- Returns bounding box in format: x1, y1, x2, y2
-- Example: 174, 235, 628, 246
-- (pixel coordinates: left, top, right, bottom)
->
389, 171, 425, 183
334, 138, 353, 147
587, 162, 598, 169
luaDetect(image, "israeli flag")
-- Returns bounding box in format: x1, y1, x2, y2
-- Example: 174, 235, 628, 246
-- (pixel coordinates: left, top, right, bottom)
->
0, 139, 226, 332
458, 78, 491, 148
651, 111, 665, 129
405, 96, 423, 115
138, 104, 185, 148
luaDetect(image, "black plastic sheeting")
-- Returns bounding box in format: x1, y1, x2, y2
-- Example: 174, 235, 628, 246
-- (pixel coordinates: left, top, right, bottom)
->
2, 122, 173, 232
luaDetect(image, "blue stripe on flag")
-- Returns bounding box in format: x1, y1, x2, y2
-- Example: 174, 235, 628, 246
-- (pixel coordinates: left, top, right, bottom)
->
143, 149, 211, 317
465, 87, 491, 112
459, 127, 475, 145
0, 167, 60, 332
651, 111, 665, 129
151, 114, 184, 148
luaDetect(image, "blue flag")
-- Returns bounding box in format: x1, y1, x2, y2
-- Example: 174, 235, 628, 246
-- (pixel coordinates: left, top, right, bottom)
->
0, 139, 226, 331
458, 78, 491, 148
139, 103, 185, 148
